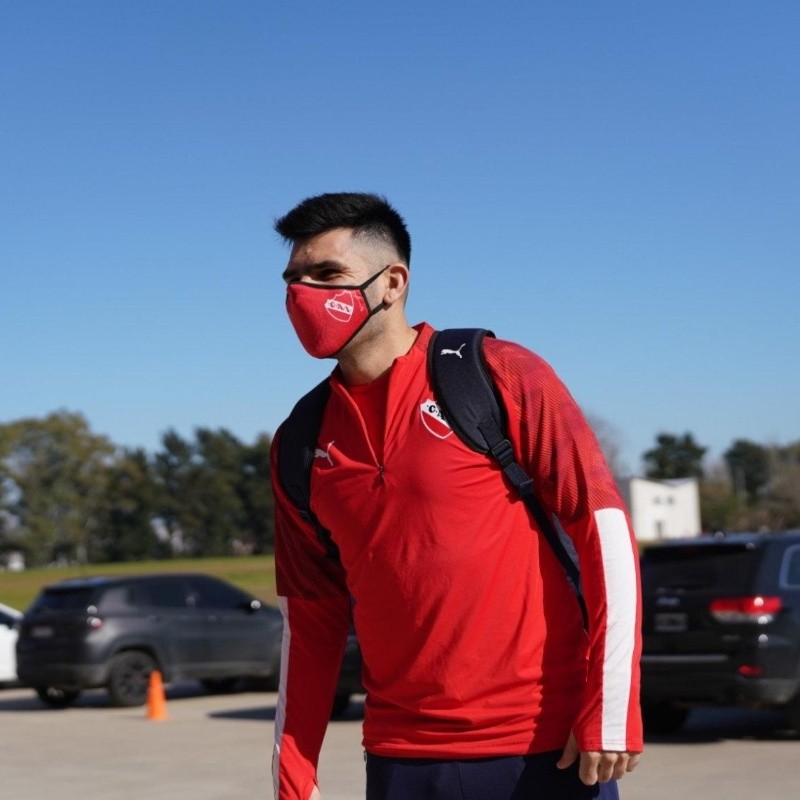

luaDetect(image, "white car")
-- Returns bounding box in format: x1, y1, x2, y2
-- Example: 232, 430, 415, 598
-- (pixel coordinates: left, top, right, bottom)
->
0, 602, 22, 683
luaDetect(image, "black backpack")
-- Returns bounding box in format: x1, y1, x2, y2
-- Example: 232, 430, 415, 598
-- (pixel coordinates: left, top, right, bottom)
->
276, 328, 587, 628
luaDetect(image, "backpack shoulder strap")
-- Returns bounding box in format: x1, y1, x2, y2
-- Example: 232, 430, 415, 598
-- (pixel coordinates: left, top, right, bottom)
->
429, 328, 588, 629
427, 328, 505, 451
275, 377, 340, 561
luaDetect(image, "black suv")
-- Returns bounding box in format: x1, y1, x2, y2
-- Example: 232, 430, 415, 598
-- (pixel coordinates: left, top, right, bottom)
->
16, 572, 362, 712
640, 531, 800, 734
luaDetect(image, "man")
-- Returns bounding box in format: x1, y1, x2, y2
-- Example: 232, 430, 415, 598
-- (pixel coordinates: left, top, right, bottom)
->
271, 193, 642, 800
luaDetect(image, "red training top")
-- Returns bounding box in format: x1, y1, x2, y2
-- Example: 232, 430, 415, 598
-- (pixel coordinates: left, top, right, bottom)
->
271, 323, 642, 800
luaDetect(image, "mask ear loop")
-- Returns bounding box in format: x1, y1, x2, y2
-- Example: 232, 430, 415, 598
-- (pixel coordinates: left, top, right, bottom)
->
362, 264, 391, 289
358, 264, 392, 312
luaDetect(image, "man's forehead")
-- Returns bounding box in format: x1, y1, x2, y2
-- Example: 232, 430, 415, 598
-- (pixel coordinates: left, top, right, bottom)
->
288, 228, 356, 262
282, 229, 374, 282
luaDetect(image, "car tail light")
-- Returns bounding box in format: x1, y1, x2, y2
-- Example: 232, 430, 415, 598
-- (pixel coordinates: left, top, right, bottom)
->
738, 664, 764, 678
87, 616, 104, 630
709, 596, 782, 624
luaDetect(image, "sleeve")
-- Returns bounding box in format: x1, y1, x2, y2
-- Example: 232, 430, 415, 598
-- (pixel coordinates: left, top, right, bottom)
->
270, 429, 352, 800
483, 338, 643, 754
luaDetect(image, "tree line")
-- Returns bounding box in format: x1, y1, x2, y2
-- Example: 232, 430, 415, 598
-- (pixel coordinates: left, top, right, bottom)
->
643, 432, 800, 533
0, 412, 273, 567
1, 413, 797, 568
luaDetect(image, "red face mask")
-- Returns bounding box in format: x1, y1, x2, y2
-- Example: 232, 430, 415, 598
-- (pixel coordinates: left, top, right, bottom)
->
285, 267, 388, 358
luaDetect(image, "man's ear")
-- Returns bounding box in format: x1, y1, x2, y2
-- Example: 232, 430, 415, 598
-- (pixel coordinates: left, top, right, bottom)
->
382, 263, 410, 306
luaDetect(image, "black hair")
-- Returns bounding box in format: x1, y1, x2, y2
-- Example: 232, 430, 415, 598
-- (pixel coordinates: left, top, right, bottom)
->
274, 192, 411, 265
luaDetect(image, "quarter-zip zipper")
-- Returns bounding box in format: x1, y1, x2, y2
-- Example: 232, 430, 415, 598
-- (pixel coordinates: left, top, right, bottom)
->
331, 380, 384, 471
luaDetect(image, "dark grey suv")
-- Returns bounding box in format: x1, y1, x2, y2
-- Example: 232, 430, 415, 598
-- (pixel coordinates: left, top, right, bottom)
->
640, 531, 800, 734
16, 572, 361, 711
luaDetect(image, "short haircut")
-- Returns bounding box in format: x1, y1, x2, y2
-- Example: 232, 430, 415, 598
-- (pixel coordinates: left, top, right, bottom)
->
274, 192, 411, 265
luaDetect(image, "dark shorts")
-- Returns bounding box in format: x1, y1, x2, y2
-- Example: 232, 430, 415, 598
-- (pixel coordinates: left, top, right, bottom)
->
366, 752, 621, 800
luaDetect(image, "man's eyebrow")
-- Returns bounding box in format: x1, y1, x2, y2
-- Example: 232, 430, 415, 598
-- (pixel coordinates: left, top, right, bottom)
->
281, 259, 347, 282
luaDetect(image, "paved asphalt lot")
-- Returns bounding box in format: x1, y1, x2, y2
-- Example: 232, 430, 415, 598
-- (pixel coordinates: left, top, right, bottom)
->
1, 682, 798, 800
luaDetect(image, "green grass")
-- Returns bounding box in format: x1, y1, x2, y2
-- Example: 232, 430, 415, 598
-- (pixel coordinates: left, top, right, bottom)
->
0, 555, 277, 612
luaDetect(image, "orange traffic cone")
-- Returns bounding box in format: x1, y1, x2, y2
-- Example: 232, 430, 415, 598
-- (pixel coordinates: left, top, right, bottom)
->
146, 670, 169, 721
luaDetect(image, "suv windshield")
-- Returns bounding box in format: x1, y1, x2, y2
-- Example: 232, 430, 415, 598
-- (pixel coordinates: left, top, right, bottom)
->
641, 542, 762, 593
29, 588, 97, 613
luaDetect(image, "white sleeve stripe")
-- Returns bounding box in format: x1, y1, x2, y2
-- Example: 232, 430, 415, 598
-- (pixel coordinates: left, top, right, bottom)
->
272, 596, 291, 799
595, 508, 637, 750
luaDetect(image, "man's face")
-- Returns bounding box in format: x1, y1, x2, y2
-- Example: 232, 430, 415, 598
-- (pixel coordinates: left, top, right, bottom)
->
281, 227, 398, 359
281, 228, 383, 288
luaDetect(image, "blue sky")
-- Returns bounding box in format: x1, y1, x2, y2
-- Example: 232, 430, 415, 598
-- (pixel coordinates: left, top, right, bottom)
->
2, 1, 798, 474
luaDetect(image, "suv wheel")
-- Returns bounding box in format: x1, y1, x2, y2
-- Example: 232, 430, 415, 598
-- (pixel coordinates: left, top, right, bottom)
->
107, 651, 156, 707
642, 701, 689, 735
35, 686, 80, 709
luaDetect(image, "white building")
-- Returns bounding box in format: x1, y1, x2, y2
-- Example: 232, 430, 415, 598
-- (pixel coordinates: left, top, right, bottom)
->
0, 550, 25, 571
620, 477, 701, 543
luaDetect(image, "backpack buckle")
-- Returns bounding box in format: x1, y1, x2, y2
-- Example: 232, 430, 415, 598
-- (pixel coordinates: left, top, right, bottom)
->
487, 437, 516, 468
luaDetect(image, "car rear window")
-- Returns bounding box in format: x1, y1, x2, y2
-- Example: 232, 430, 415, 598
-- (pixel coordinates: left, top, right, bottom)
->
29, 588, 96, 613
781, 545, 800, 588
96, 585, 140, 612
641, 543, 762, 593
